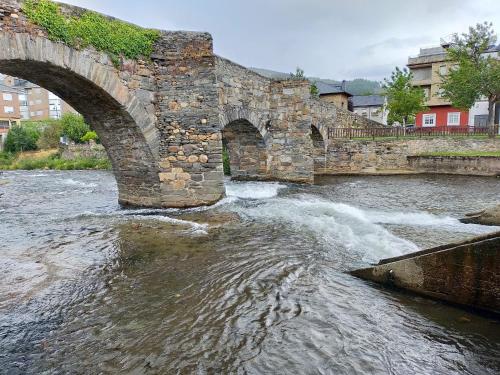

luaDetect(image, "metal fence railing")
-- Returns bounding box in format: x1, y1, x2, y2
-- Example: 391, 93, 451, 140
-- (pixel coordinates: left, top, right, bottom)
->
329, 125, 500, 140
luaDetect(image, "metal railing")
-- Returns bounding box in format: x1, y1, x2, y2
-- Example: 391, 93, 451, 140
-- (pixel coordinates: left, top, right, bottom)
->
329, 125, 500, 140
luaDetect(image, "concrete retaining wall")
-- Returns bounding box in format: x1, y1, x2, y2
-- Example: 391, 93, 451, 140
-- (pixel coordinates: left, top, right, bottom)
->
351, 231, 500, 315
408, 155, 500, 176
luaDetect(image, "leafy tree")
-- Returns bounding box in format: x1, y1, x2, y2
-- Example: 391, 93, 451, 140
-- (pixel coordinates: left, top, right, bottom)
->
61, 113, 90, 143
383, 67, 427, 127
37, 122, 62, 149
440, 22, 500, 136
4, 125, 38, 152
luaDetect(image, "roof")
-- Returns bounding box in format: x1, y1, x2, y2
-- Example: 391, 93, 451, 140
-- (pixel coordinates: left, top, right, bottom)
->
351, 95, 386, 108
0, 83, 24, 94
315, 81, 352, 97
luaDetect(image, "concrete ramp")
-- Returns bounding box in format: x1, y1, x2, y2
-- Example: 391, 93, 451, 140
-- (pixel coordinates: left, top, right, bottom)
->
351, 231, 500, 316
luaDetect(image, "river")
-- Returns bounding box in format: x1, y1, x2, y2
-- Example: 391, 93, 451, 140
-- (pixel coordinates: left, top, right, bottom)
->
1, 171, 499, 374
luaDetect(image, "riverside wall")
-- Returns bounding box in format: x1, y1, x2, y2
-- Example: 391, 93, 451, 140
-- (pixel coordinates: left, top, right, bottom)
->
323, 138, 500, 176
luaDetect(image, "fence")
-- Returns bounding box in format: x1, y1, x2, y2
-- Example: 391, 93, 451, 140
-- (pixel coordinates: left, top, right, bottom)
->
329, 125, 500, 140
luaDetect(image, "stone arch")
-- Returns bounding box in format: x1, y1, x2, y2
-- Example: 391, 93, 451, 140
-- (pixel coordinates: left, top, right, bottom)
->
311, 124, 326, 175
0, 33, 162, 207
220, 107, 269, 180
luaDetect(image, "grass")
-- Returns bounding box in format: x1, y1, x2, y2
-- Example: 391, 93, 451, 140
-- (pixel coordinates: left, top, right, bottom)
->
418, 151, 500, 157
0, 150, 111, 170
23, 0, 160, 66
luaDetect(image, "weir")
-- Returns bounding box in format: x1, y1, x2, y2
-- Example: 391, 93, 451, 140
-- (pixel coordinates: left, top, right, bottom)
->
351, 231, 500, 316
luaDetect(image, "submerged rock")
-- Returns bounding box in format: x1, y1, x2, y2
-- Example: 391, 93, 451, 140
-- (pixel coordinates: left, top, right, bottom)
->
460, 204, 500, 226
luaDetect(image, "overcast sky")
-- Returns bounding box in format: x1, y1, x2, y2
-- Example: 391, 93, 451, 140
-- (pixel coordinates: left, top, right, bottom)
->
63, 0, 500, 82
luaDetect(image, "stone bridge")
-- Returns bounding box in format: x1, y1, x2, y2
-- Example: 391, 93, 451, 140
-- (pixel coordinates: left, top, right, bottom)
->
0, 0, 379, 208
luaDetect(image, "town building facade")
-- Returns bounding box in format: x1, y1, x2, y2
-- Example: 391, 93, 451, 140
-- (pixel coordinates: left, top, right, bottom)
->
316, 81, 352, 110
0, 82, 22, 150
351, 95, 388, 125
407, 45, 499, 128
1, 75, 77, 120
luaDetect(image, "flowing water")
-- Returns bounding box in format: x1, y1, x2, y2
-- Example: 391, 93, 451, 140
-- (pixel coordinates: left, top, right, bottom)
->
1, 171, 499, 374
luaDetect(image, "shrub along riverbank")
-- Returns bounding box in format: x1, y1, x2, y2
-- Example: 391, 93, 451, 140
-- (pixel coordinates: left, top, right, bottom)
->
0, 150, 111, 170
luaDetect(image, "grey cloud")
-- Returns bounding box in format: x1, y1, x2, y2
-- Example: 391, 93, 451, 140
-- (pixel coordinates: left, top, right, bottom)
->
63, 0, 500, 81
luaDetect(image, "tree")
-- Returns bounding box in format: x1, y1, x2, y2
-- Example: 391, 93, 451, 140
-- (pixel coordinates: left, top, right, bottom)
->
440, 22, 500, 136
37, 122, 62, 149
4, 125, 38, 152
61, 113, 90, 143
383, 67, 427, 128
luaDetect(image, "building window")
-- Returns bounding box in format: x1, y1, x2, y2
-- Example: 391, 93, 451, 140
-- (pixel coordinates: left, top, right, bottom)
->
361, 111, 368, 117
36, 110, 44, 116
447, 112, 460, 126
4, 106, 14, 114
2, 93, 12, 101
439, 65, 447, 75
423, 113, 436, 127
19, 94, 28, 106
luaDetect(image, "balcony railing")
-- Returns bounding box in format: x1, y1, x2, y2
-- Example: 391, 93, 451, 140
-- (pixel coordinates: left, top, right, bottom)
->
329, 125, 500, 140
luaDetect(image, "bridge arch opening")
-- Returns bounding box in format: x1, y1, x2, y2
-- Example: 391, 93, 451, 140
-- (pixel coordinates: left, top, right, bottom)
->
222, 119, 268, 180
0, 36, 162, 207
311, 125, 326, 175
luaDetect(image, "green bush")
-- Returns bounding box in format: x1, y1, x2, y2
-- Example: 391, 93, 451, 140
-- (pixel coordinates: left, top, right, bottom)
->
23, 0, 160, 65
222, 145, 231, 176
37, 122, 62, 149
4, 125, 38, 152
0, 152, 15, 168
81, 130, 99, 143
61, 113, 90, 144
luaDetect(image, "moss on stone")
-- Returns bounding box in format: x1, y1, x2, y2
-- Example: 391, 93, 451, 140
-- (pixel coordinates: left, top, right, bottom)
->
23, 0, 160, 65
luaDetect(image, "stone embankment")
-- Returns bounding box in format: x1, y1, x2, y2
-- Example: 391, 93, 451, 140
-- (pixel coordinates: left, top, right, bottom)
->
60, 142, 108, 160
324, 138, 500, 176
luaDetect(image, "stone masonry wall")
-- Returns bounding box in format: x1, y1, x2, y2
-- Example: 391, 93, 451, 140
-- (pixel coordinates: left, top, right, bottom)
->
0, 1, 225, 208
61, 142, 108, 160
216, 56, 314, 183
407, 156, 500, 176
325, 138, 500, 175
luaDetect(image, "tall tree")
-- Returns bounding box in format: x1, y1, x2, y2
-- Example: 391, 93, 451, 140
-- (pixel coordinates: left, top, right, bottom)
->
383, 67, 427, 128
440, 22, 500, 136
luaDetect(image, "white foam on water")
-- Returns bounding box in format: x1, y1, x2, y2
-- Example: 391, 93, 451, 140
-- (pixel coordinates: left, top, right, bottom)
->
233, 197, 419, 262
70, 210, 209, 236
225, 181, 286, 199
61, 178, 97, 188
130, 214, 209, 235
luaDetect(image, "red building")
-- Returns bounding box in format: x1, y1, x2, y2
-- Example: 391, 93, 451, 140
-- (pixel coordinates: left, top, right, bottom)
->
408, 46, 471, 129
415, 106, 469, 128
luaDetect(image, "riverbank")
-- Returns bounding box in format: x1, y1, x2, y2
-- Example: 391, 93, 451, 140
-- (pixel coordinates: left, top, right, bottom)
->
323, 138, 500, 176
0, 149, 111, 170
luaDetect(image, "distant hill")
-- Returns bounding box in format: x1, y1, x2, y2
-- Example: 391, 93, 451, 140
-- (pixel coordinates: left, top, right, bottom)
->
250, 67, 382, 96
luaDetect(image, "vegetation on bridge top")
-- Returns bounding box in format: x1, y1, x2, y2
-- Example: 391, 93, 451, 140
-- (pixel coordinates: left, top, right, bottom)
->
23, 0, 160, 66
